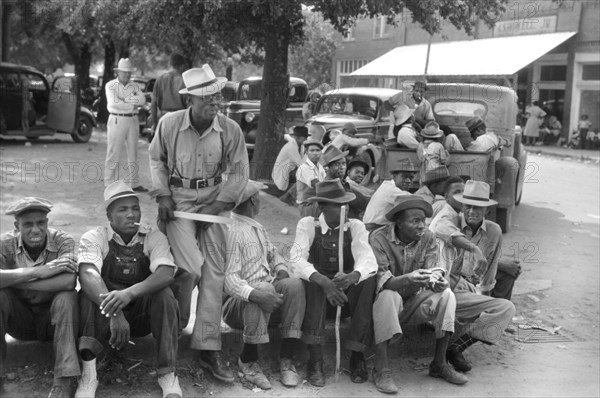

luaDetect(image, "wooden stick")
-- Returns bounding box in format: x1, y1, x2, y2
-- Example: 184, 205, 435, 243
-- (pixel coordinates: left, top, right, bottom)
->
335, 204, 346, 382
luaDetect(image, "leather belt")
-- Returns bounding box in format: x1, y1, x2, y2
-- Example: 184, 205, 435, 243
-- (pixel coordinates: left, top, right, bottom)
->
169, 176, 222, 189
110, 113, 137, 117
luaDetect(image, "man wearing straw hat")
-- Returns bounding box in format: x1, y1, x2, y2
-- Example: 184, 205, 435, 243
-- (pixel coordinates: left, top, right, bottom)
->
104, 58, 147, 191
429, 180, 516, 373
0, 197, 80, 398
149, 63, 248, 382
76, 181, 181, 398
369, 194, 468, 392
290, 179, 377, 387
223, 181, 306, 389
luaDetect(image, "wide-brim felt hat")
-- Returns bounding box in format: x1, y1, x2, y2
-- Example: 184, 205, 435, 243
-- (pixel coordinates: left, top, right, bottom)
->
386, 194, 433, 221
6, 197, 53, 216
99, 181, 140, 212
453, 180, 497, 207
347, 157, 370, 174
422, 166, 450, 185
413, 80, 428, 90
307, 179, 356, 204
179, 64, 228, 96
115, 58, 137, 72
421, 121, 444, 139
342, 122, 358, 136
320, 145, 349, 166
465, 116, 486, 132
291, 125, 309, 138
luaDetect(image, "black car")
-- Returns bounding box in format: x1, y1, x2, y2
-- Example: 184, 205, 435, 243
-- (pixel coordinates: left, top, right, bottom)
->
0, 62, 97, 143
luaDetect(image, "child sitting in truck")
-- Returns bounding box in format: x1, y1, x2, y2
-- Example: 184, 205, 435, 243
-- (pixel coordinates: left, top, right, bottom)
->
417, 121, 449, 184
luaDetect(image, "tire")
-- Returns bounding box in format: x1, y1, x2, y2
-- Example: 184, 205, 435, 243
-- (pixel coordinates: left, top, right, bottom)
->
71, 116, 93, 143
496, 207, 511, 233
515, 173, 523, 205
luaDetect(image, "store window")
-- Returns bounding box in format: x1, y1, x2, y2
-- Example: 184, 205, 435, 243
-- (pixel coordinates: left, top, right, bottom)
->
582, 64, 600, 81
579, 90, 600, 136
343, 26, 355, 41
540, 65, 567, 81
373, 16, 390, 39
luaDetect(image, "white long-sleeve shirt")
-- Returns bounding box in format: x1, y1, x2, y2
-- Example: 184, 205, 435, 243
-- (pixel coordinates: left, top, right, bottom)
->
105, 78, 146, 114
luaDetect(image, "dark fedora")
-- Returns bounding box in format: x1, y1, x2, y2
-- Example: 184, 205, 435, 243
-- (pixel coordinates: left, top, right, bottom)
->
389, 159, 418, 174
307, 179, 356, 204
320, 145, 349, 166
465, 116, 486, 133
291, 125, 309, 138
385, 194, 433, 221
347, 157, 370, 174
422, 166, 450, 186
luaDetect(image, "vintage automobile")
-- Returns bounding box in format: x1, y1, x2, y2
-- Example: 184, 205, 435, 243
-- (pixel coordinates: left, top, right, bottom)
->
0, 62, 97, 143
131, 76, 156, 138
307, 84, 526, 233
226, 76, 308, 158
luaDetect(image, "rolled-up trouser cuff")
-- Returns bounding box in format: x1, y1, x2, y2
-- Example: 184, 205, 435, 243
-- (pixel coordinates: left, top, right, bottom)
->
78, 336, 104, 358
282, 329, 302, 340
157, 366, 176, 376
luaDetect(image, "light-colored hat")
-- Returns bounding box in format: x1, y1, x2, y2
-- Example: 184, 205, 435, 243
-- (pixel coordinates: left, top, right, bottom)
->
422, 166, 450, 185
393, 104, 413, 126
239, 180, 267, 204
421, 121, 444, 139
115, 58, 137, 72
320, 145, 349, 166
386, 194, 433, 221
101, 181, 140, 211
453, 180, 497, 207
307, 179, 356, 204
342, 122, 358, 136
179, 64, 228, 97
6, 197, 53, 216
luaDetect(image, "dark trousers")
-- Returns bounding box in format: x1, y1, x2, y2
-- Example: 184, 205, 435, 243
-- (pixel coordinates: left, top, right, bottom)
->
0, 289, 80, 378
491, 269, 518, 301
170, 269, 199, 330
78, 287, 179, 375
301, 276, 376, 352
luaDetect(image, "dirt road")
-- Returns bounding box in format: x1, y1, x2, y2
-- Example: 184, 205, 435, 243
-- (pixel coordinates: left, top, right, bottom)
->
0, 132, 598, 397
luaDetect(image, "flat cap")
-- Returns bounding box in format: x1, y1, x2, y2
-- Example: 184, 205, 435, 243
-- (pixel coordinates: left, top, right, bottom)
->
6, 197, 53, 216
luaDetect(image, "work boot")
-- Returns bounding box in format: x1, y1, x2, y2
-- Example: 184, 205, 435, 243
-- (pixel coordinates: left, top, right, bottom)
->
446, 348, 472, 372
199, 350, 235, 383
237, 358, 272, 390
429, 362, 469, 385
157, 372, 182, 398
306, 360, 326, 387
279, 357, 300, 387
373, 368, 399, 394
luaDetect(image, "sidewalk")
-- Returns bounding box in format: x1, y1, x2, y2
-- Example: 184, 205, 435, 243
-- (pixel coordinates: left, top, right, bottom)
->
524, 143, 600, 163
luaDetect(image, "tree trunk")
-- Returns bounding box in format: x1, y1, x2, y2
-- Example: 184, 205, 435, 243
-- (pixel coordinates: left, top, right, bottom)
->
76, 43, 91, 89
98, 40, 116, 124
250, 23, 291, 181
1, 3, 10, 62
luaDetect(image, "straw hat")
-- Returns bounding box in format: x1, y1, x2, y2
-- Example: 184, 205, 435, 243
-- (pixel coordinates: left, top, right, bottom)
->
453, 180, 497, 207
115, 58, 137, 72
179, 64, 228, 97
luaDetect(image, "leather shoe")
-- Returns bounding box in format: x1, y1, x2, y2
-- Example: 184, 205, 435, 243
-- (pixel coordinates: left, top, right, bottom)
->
306, 360, 326, 387
279, 357, 300, 387
238, 359, 272, 390
350, 355, 368, 383
199, 350, 235, 383
429, 362, 469, 385
373, 368, 398, 394
48, 383, 71, 398
446, 348, 472, 372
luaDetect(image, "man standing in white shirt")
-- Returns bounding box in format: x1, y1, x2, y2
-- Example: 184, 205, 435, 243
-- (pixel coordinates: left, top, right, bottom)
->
104, 58, 147, 191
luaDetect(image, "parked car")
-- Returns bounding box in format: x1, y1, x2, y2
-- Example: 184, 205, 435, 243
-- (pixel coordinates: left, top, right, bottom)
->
226, 76, 308, 158
0, 62, 97, 143
131, 76, 156, 138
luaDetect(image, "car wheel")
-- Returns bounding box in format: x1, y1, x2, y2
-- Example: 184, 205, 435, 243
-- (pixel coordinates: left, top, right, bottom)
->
495, 207, 511, 233
71, 116, 93, 143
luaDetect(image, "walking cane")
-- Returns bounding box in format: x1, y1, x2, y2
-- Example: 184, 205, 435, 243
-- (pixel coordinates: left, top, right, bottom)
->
334, 204, 346, 382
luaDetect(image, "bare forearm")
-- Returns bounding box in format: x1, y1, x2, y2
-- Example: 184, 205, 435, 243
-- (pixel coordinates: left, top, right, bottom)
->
451, 236, 476, 252
14, 273, 76, 292
79, 266, 110, 306
125, 266, 174, 300
0, 268, 42, 288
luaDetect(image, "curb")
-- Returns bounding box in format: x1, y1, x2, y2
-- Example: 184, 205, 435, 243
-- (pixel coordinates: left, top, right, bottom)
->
526, 148, 600, 163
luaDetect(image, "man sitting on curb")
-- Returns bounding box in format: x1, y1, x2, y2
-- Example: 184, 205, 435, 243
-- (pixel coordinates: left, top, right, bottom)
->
291, 180, 378, 387
0, 198, 80, 398
369, 195, 468, 393
77, 182, 181, 398
429, 180, 516, 373
363, 160, 418, 231
223, 181, 306, 390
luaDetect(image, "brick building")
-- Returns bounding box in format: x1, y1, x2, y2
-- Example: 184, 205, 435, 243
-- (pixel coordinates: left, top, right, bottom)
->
332, 0, 600, 138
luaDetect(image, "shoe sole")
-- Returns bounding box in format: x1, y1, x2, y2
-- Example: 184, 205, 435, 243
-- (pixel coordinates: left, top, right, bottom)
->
375, 385, 399, 395
198, 358, 235, 383
429, 372, 469, 385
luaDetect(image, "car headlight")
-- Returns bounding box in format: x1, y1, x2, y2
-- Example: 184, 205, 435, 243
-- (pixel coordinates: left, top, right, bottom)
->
244, 112, 255, 123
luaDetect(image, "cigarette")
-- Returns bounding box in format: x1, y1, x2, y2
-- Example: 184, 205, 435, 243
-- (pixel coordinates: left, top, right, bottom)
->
133, 222, 141, 226
128, 341, 136, 346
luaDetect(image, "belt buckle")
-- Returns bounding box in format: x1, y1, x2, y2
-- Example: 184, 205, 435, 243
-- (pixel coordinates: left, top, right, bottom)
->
195, 179, 206, 189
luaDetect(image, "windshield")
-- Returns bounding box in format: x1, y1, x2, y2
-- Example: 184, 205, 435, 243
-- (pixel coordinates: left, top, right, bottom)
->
238, 81, 307, 102
434, 101, 487, 117
316, 94, 379, 119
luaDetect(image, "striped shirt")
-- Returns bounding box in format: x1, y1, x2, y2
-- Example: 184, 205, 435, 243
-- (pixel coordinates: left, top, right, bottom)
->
224, 213, 288, 301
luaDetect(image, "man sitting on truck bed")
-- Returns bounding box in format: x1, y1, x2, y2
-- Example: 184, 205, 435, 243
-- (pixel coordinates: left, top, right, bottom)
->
445, 117, 511, 155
